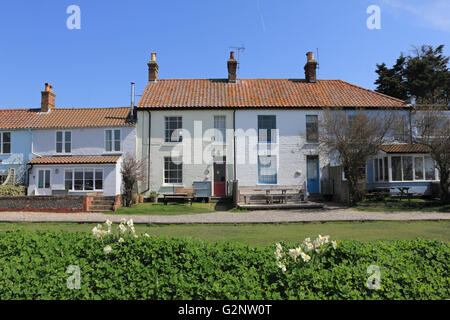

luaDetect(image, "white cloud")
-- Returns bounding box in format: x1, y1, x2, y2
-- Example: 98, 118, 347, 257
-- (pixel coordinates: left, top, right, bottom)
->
382, 0, 450, 33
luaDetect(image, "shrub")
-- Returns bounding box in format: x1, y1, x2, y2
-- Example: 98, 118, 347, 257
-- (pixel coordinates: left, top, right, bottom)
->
0, 185, 25, 196
0, 230, 448, 300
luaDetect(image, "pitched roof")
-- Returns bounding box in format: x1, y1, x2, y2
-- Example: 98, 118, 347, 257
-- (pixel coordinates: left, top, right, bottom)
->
0, 107, 134, 130
28, 155, 121, 165
137, 79, 406, 109
380, 144, 431, 153
0, 109, 40, 130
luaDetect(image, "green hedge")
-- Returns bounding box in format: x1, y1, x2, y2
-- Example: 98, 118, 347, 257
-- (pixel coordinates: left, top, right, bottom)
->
0, 185, 25, 196
0, 231, 448, 300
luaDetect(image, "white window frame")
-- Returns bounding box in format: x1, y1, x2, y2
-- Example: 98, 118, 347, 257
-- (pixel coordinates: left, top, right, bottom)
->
0, 131, 11, 154
56, 131, 72, 154
164, 116, 183, 143
104, 129, 121, 153
163, 157, 183, 185
37, 169, 51, 189
64, 168, 104, 192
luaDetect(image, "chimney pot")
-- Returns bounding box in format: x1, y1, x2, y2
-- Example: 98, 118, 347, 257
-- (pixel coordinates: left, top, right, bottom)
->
227, 51, 237, 83
148, 52, 159, 82
41, 82, 55, 113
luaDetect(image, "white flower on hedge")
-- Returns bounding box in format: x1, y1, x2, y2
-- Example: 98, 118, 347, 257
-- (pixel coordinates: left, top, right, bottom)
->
276, 243, 282, 252
118, 237, 124, 243
143, 233, 150, 238
332, 241, 338, 249
127, 219, 134, 227
305, 242, 314, 251
103, 245, 112, 254
118, 224, 127, 234
105, 219, 112, 227
295, 247, 303, 256
301, 252, 311, 262
288, 249, 297, 260
278, 262, 286, 272
120, 218, 126, 224
321, 235, 330, 244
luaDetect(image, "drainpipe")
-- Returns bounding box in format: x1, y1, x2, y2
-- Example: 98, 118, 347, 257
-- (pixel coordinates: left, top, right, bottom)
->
233, 110, 236, 180
140, 110, 151, 194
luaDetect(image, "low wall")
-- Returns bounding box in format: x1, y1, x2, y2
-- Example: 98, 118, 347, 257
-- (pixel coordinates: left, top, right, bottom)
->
0, 196, 89, 213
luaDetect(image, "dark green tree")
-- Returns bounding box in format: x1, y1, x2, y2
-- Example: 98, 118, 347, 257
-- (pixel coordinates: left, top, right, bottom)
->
375, 45, 450, 104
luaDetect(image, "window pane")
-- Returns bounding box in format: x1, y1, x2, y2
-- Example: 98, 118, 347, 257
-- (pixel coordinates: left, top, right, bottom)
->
114, 130, 121, 151
306, 115, 318, 143
44, 170, 50, 188
38, 170, 44, 188
56, 132, 63, 153
414, 157, 424, 180
214, 116, 226, 143
84, 170, 94, 191
425, 157, 435, 180
402, 156, 413, 181
384, 157, 389, 181
74, 171, 83, 190
258, 155, 277, 184
95, 170, 103, 190
105, 130, 112, 151
374, 159, 379, 181
65, 171, 73, 190
65, 132, 71, 153
392, 157, 402, 181
379, 159, 384, 181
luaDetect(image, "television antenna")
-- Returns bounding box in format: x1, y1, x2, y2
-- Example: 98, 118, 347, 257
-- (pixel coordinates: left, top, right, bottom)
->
229, 45, 245, 75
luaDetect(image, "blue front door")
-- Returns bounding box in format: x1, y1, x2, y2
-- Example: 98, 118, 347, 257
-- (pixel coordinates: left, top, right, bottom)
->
307, 156, 320, 194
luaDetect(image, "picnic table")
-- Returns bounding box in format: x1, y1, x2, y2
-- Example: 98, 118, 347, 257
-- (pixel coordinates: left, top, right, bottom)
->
374, 186, 412, 206
163, 193, 193, 205
253, 188, 295, 204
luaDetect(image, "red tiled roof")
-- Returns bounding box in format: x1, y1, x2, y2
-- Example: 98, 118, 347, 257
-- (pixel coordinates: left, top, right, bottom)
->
380, 144, 431, 153
28, 155, 121, 165
0, 107, 134, 130
137, 79, 406, 109
0, 109, 39, 129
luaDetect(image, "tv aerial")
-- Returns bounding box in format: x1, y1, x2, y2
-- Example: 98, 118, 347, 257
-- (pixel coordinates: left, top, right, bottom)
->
229, 45, 245, 76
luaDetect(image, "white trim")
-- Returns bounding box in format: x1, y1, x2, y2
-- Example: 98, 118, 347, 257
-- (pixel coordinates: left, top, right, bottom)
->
0, 131, 11, 155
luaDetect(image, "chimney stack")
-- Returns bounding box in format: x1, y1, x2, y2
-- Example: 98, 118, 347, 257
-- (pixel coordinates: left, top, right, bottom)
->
41, 83, 55, 113
304, 51, 318, 83
148, 52, 159, 82
227, 51, 237, 83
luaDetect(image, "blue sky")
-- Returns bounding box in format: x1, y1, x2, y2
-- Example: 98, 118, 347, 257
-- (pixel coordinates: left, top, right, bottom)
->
0, 0, 448, 109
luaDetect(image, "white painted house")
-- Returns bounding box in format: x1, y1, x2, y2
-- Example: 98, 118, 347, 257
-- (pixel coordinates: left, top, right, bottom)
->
136, 52, 406, 198
24, 84, 136, 196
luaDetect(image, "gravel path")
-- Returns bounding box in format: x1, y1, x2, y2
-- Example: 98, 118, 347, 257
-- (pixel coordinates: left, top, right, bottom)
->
0, 208, 449, 224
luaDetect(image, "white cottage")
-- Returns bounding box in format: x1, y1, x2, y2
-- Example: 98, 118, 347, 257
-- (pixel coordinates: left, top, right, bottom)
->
26, 84, 136, 197
136, 52, 406, 199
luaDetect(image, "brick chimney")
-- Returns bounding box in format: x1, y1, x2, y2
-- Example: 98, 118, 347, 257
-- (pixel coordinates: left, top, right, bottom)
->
227, 51, 237, 83
41, 83, 55, 113
304, 51, 318, 83
147, 52, 159, 82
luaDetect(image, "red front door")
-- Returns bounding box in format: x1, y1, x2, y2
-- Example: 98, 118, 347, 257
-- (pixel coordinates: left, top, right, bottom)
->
213, 162, 226, 196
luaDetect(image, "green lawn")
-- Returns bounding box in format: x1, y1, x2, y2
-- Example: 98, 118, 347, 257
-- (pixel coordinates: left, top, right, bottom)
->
106, 202, 240, 215
1, 220, 449, 246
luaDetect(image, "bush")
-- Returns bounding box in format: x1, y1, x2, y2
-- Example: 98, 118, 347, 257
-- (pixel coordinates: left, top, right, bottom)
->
0, 185, 25, 196
0, 230, 448, 300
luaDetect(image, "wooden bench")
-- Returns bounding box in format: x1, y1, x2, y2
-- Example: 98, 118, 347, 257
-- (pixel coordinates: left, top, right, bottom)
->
163, 188, 194, 206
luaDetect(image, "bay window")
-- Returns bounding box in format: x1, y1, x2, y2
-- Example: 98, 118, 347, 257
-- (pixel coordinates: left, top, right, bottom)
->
382, 155, 436, 182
